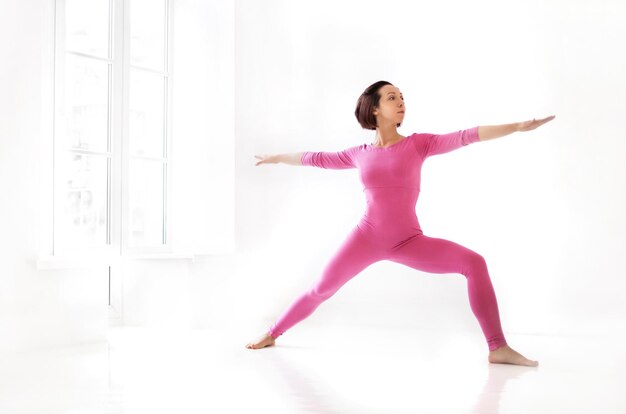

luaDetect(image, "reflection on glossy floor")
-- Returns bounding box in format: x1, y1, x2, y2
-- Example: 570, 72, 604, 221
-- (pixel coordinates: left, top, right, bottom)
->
0, 325, 624, 413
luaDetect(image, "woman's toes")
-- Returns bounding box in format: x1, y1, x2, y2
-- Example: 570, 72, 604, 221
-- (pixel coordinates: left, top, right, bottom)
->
245, 333, 275, 350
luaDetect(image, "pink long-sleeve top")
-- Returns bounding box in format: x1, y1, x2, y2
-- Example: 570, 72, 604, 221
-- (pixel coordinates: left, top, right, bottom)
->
300, 127, 481, 244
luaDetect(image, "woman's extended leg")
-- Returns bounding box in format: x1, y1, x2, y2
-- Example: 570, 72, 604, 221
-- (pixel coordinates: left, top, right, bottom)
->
387, 234, 537, 366
246, 228, 383, 349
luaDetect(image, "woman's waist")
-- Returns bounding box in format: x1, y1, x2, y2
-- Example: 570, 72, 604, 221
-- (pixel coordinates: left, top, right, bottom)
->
364, 186, 418, 205
360, 210, 420, 226
363, 185, 420, 193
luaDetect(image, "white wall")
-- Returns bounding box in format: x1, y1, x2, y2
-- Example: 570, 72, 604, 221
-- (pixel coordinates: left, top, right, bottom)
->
171, 0, 235, 255
234, 0, 626, 340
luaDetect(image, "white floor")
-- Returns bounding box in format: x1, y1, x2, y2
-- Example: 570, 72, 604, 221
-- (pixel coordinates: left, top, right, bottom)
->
0, 325, 624, 414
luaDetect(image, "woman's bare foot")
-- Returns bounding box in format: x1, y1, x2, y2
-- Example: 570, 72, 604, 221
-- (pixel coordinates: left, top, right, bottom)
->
488, 344, 538, 367
245, 332, 276, 349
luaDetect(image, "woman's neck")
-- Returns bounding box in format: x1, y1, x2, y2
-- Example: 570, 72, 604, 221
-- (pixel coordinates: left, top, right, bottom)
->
373, 125, 402, 147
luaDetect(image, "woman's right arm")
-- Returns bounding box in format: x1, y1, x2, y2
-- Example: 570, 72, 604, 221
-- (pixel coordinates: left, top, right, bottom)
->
256, 148, 356, 169
255, 153, 303, 166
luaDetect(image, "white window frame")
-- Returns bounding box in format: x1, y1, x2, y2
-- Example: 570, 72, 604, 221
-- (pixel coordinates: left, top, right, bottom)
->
52, 0, 174, 259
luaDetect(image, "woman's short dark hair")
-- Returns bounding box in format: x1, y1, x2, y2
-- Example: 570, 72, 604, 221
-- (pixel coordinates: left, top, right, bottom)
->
355, 80, 401, 130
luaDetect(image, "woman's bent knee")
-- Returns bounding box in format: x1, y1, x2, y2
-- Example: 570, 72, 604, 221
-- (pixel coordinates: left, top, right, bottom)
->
464, 252, 488, 274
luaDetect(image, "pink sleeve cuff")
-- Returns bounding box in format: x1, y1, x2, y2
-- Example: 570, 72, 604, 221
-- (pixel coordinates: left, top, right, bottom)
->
466, 126, 480, 144
301, 152, 311, 166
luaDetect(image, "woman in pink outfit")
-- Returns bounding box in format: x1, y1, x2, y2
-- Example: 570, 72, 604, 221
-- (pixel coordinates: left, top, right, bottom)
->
247, 80, 555, 367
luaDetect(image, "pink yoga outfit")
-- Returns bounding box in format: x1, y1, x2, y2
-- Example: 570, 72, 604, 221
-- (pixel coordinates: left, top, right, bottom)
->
268, 127, 507, 351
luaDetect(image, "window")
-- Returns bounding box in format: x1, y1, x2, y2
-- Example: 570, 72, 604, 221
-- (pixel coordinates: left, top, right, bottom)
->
54, 0, 172, 255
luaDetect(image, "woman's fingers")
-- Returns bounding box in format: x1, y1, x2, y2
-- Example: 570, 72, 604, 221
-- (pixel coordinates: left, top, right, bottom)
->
536, 115, 556, 127
520, 115, 555, 131
255, 154, 270, 166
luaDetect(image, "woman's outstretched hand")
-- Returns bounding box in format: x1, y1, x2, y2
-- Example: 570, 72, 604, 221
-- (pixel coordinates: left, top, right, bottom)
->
479, 116, 556, 141
517, 115, 556, 132
254, 154, 278, 166
254, 153, 304, 166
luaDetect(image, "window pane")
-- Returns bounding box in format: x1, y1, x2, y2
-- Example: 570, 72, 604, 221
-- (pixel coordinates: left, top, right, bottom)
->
129, 69, 165, 158
128, 159, 165, 247
65, 0, 110, 59
58, 153, 109, 248
130, 0, 166, 71
64, 54, 110, 152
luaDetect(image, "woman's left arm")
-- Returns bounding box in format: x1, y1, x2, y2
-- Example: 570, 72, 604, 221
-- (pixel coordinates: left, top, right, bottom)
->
478, 115, 556, 141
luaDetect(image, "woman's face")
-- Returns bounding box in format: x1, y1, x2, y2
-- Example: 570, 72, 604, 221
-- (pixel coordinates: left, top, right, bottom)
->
374, 84, 405, 127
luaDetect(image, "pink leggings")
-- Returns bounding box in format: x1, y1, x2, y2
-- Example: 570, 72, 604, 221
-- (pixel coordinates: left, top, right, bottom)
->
268, 227, 508, 351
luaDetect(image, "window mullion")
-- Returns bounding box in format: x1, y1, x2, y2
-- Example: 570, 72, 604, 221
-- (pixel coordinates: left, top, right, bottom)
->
109, 0, 125, 255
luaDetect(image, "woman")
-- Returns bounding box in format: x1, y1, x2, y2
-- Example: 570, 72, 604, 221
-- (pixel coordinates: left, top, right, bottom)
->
247, 80, 555, 367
